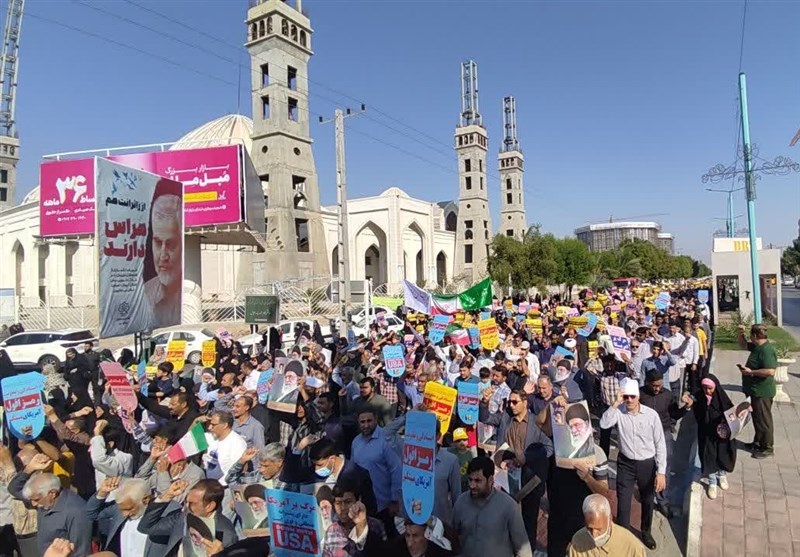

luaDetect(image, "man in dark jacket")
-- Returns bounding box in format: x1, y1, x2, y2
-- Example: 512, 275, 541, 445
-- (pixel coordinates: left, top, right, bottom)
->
639, 369, 691, 516
86, 477, 153, 557
479, 388, 554, 547
138, 479, 237, 557
138, 390, 199, 442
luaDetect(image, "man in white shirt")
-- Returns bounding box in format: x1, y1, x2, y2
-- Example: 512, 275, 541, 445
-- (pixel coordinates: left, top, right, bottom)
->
204, 411, 247, 486
241, 361, 261, 392
90, 420, 134, 488
661, 321, 691, 404
86, 477, 151, 557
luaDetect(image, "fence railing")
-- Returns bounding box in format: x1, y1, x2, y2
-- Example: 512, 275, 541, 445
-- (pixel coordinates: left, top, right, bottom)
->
15, 296, 99, 330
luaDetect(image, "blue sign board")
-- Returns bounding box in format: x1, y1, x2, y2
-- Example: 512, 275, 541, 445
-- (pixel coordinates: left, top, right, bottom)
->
697, 289, 709, 304
429, 315, 450, 345
577, 312, 599, 337
265, 489, 321, 557
467, 327, 480, 350
383, 345, 406, 378
137, 359, 148, 398
555, 346, 573, 358
402, 411, 436, 525
457, 382, 480, 425
257, 368, 275, 404
1, 372, 45, 440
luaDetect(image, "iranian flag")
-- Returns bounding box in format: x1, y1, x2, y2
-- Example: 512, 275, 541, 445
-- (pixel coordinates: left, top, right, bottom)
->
167, 422, 209, 463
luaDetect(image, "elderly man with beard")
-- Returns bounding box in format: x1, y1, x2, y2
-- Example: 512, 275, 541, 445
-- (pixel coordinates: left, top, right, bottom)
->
86, 477, 152, 557
564, 404, 594, 459
143, 191, 183, 328
568, 494, 645, 557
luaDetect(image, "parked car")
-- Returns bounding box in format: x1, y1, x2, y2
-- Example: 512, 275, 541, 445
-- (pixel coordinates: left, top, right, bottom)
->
350, 314, 405, 337
348, 305, 397, 324
241, 319, 334, 354
0, 329, 98, 370
113, 328, 216, 365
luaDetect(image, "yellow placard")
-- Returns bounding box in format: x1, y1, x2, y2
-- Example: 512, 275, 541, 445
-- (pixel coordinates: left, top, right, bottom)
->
422, 381, 458, 434
588, 340, 599, 359
477, 318, 500, 350
166, 340, 187, 369
555, 306, 569, 318
525, 318, 543, 334
201, 340, 217, 368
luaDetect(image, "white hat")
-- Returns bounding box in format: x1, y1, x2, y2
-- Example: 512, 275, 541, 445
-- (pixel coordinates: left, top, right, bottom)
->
564, 338, 577, 349
621, 378, 639, 397
520, 341, 530, 350
305, 376, 324, 389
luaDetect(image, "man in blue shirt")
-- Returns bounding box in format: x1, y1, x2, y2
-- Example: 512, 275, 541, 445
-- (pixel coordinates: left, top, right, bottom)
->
351, 408, 402, 527
639, 342, 677, 391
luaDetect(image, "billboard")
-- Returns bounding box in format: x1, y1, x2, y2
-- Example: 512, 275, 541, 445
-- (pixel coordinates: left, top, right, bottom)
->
97, 158, 184, 338
40, 145, 242, 237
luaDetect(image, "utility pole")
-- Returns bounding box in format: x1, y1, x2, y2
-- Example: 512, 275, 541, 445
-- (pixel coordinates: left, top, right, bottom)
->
706, 187, 744, 238
320, 104, 365, 337
738, 73, 761, 322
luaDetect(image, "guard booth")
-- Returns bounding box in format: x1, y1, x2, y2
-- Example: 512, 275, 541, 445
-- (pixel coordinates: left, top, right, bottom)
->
711, 237, 783, 325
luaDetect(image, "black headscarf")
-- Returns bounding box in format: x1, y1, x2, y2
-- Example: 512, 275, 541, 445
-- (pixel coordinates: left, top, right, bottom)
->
692, 373, 736, 475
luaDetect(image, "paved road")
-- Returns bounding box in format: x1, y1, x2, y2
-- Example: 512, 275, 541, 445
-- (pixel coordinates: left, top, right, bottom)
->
782, 287, 800, 342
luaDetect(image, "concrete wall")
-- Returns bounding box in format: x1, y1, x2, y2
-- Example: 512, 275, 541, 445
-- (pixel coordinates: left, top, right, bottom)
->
711, 248, 782, 325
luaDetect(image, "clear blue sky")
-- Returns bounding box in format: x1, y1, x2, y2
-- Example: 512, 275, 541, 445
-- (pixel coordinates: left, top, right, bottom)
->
13, 0, 800, 262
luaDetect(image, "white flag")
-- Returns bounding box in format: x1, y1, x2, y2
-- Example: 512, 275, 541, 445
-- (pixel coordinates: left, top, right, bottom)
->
403, 280, 432, 314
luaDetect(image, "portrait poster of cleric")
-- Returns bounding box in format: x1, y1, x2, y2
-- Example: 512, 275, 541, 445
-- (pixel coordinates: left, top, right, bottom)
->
551, 400, 596, 469
97, 158, 184, 338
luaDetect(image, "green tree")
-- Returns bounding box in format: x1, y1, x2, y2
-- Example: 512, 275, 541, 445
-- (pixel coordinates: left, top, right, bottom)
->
554, 238, 593, 298
597, 249, 643, 279
692, 260, 712, 277
487, 225, 559, 290
781, 237, 800, 277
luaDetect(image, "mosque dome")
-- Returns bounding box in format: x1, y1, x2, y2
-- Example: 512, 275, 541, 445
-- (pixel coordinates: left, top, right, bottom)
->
22, 187, 40, 204
170, 114, 254, 154
380, 187, 410, 198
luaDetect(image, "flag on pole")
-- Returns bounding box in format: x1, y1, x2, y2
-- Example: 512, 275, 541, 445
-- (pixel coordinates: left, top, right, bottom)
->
458, 277, 493, 311
403, 279, 432, 314
167, 422, 209, 463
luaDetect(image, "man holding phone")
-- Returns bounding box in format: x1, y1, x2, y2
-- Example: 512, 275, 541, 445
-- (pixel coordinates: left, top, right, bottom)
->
737, 324, 778, 459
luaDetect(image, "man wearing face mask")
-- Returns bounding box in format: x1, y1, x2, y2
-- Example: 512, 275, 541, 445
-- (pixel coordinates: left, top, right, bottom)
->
308, 438, 377, 515
567, 494, 645, 556
86, 477, 152, 557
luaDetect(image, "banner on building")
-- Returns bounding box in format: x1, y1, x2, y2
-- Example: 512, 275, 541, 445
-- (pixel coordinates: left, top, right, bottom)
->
40, 145, 243, 237
97, 159, 184, 338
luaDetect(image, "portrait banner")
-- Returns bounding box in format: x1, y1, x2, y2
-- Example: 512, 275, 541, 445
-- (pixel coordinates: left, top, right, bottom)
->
96, 159, 183, 338
256, 368, 275, 405
266, 489, 321, 557
422, 381, 457, 434
457, 381, 480, 425
1, 372, 44, 440
725, 398, 752, 440
402, 411, 437, 525
268, 359, 304, 413
551, 400, 596, 469
382, 345, 406, 378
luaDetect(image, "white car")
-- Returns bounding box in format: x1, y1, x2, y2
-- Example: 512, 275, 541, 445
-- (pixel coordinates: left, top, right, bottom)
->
240, 319, 334, 354
114, 328, 216, 365
0, 329, 98, 370
349, 305, 397, 324
350, 314, 405, 338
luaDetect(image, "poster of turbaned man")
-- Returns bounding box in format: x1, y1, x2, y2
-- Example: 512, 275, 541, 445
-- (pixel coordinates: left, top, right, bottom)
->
97, 158, 184, 338
551, 400, 596, 469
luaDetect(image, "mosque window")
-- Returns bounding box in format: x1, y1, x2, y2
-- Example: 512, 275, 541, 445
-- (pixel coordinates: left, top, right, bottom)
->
288, 98, 299, 122
295, 219, 310, 252
250, 23, 257, 40
465, 177, 471, 190
287, 66, 297, 90
261, 96, 270, 119
465, 230, 473, 240
507, 230, 514, 237
506, 178, 512, 190
291, 24, 298, 41
506, 193, 512, 204
267, 16, 273, 34
0, 170, 7, 183
464, 159, 471, 172
259, 20, 265, 37
465, 220, 473, 229
0, 187, 6, 202
464, 244, 473, 264
479, 159, 483, 172
261, 64, 269, 87
282, 19, 288, 35
480, 177, 483, 190
300, 30, 307, 47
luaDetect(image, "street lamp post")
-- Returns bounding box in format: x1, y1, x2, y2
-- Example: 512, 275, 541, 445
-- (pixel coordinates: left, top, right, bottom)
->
701, 73, 799, 324
705, 187, 745, 238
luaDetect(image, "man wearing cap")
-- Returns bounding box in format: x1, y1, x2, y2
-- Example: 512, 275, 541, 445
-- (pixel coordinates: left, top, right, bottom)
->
599, 379, 666, 550
449, 428, 474, 492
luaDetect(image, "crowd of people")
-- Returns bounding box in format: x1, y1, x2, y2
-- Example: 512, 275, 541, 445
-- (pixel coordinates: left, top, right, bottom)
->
0, 281, 780, 557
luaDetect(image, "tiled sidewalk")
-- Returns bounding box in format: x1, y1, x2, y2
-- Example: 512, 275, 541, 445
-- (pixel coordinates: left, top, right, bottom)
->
695, 349, 800, 557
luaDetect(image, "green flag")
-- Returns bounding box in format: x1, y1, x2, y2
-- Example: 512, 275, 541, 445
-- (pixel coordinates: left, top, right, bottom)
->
458, 278, 493, 311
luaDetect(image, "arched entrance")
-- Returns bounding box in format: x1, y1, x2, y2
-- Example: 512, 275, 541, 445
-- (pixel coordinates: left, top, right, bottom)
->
436, 251, 447, 287
12, 241, 24, 298
403, 222, 426, 285
365, 245, 384, 285
355, 221, 387, 285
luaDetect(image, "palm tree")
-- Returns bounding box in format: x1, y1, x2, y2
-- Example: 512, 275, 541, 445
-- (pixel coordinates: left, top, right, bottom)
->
599, 250, 643, 280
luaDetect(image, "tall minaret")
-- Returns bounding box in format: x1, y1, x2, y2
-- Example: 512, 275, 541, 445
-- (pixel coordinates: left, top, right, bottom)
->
498, 96, 527, 239
246, 0, 329, 279
453, 60, 492, 283
0, 0, 24, 210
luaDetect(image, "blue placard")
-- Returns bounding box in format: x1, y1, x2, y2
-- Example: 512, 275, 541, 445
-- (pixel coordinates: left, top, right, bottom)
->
578, 312, 599, 337
1, 372, 45, 440
137, 359, 148, 398
257, 368, 275, 404
457, 382, 480, 425
698, 290, 709, 304
429, 315, 450, 345
655, 292, 671, 310
555, 346, 573, 358
480, 311, 491, 321
265, 489, 321, 557
515, 314, 525, 324
347, 329, 356, 348
402, 411, 437, 525
383, 345, 406, 378
467, 327, 480, 349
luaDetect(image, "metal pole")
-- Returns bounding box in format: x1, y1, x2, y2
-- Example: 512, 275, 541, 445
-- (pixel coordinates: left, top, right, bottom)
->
727, 191, 734, 238
739, 72, 762, 323
335, 109, 352, 336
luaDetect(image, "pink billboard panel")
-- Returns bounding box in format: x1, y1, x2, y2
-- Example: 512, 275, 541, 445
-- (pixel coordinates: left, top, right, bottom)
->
39, 145, 243, 237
